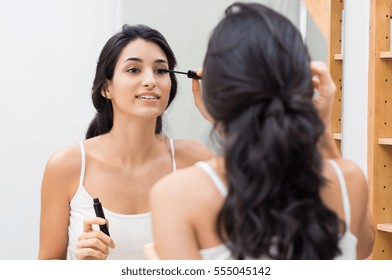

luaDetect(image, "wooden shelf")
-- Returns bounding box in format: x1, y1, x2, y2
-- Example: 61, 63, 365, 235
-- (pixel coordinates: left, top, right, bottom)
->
378, 138, 392, 145
328, 0, 344, 155
334, 133, 342, 140
334, 53, 343, 61
377, 223, 392, 233
369, 0, 392, 259
379, 51, 392, 59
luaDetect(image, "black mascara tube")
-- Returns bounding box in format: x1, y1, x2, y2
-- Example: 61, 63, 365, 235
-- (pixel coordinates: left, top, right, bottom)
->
93, 198, 110, 236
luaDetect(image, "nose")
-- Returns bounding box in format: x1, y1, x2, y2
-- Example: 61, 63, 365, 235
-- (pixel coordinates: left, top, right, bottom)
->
142, 69, 156, 88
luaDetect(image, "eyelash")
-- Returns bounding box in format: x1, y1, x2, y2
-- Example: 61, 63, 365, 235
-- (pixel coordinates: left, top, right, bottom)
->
156, 68, 169, 75
126, 67, 169, 75
127, 67, 140, 73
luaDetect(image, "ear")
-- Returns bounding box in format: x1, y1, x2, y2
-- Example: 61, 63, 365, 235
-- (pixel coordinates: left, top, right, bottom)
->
101, 80, 112, 99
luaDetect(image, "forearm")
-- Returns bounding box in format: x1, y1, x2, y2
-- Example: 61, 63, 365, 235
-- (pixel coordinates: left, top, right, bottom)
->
318, 128, 341, 159
357, 211, 376, 260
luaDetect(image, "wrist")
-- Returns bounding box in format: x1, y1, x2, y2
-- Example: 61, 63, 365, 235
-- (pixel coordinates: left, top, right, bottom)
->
323, 125, 333, 134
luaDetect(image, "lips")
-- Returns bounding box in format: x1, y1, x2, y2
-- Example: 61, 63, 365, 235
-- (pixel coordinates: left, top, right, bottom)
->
135, 92, 161, 100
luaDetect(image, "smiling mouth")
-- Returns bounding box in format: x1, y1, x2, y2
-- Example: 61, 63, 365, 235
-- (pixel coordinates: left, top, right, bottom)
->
136, 95, 160, 100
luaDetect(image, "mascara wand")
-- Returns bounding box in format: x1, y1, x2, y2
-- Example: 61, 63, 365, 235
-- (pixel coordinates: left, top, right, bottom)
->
163, 69, 202, 80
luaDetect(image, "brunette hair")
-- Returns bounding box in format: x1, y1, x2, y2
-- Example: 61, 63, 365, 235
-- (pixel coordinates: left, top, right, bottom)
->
202, 2, 342, 259
86, 24, 177, 138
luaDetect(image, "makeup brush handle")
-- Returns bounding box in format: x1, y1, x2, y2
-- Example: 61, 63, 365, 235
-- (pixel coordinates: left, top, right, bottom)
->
187, 70, 202, 80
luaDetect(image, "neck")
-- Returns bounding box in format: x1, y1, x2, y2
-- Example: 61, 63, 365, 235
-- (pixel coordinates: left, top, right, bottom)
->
103, 116, 164, 166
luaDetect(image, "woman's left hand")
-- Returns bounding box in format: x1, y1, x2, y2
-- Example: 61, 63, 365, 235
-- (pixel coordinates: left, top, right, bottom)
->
310, 61, 340, 158
143, 242, 159, 260
310, 61, 337, 132
191, 69, 214, 124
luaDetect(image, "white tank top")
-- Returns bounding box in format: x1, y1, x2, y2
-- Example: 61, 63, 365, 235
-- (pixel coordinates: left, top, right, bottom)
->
195, 159, 357, 260
66, 139, 176, 260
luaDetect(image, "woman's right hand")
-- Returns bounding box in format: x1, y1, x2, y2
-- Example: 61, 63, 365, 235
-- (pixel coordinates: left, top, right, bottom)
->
76, 217, 115, 260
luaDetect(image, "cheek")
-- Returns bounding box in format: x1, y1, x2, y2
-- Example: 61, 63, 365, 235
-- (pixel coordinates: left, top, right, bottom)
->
164, 78, 172, 92
161, 78, 172, 98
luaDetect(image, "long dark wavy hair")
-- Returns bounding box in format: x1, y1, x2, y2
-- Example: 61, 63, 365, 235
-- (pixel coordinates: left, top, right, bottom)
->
86, 24, 177, 139
202, 3, 342, 259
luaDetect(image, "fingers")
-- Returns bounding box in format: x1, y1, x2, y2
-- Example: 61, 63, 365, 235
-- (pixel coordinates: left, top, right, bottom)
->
310, 61, 337, 95
76, 217, 115, 260
308, 61, 337, 130
192, 79, 203, 106
83, 217, 106, 232
195, 68, 203, 77
82, 217, 114, 248
190, 68, 213, 123
191, 68, 203, 103
76, 248, 106, 260
143, 242, 160, 260
310, 61, 332, 84
76, 236, 110, 260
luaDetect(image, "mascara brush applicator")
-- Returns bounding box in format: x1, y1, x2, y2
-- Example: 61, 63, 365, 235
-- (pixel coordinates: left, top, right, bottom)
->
162, 69, 202, 80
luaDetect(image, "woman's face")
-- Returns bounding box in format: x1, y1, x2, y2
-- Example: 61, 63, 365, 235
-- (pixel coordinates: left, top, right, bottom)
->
105, 38, 171, 122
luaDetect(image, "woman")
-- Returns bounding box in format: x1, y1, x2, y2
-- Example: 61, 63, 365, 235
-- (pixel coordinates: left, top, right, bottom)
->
149, 3, 375, 259
38, 24, 213, 260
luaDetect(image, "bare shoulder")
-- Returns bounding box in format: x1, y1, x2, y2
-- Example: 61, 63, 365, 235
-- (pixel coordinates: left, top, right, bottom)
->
151, 166, 201, 200
332, 159, 367, 193
150, 160, 224, 215
173, 139, 215, 168
45, 143, 81, 176
328, 159, 375, 258
42, 143, 82, 199
327, 158, 369, 213
151, 164, 212, 209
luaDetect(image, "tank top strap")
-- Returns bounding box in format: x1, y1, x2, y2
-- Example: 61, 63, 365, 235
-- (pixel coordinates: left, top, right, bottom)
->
169, 138, 176, 172
78, 142, 86, 187
328, 159, 351, 230
195, 161, 228, 197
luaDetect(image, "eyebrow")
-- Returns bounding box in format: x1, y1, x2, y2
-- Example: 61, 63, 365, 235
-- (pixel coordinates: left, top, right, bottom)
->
123, 57, 168, 64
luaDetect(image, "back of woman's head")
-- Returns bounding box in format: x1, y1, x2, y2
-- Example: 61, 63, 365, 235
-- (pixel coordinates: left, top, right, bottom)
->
203, 2, 341, 259
86, 24, 177, 139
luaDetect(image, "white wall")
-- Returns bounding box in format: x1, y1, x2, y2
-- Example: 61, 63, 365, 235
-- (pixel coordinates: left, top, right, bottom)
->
341, 0, 370, 176
122, 0, 300, 151
306, 11, 328, 63
0, 0, 120, 259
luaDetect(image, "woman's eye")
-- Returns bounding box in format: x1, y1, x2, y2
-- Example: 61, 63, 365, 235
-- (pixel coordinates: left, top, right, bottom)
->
127, 67, 140, 73
156, 68, 169, 75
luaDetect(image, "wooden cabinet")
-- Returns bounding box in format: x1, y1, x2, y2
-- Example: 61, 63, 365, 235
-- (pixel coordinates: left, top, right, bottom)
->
368, 0, 392, 260
328, 0, 344, 152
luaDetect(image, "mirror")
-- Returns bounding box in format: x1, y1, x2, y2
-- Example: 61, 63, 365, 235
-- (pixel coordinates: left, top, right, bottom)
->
0, 0, 328, 259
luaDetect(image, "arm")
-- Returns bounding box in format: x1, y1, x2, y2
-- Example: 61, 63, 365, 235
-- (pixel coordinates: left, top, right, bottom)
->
310, 61, 341, 159
38, 153, 74, 259
191, 69, 226, 135
150, 175, 201, 259
348, 163, 375, 259
143, 242, 159, 260
339, 160, 375, 259
318, 129, 341, 159
356, 206, 375, 259
191, 69, 214, 124
38, 148, 115, 260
